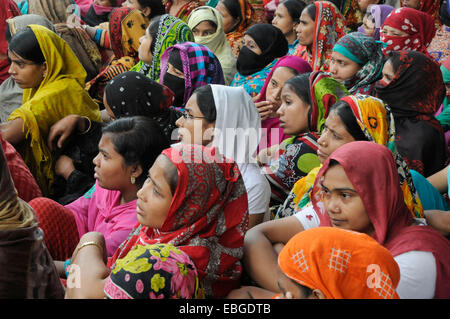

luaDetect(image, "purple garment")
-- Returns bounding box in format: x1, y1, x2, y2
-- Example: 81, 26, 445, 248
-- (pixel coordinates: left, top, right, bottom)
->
358, 5, 394, 40
257, 55, 312, 148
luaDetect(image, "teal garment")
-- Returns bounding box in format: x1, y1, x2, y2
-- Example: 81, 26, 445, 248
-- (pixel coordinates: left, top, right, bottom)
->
288, 39, 299, 55
206, 0, 219, 7
436, 63, 450, 131
18, 0, 28, 14
410, 169, 450, 211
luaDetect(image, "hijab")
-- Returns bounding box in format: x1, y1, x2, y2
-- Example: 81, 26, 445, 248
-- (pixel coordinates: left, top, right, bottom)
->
357, 4, 394, 40
104, 71, 179, 142
188, 6, 237, 85
110, 144, 249, 298
159, 42, 225, 107
236, 23, 288, 76
133, 14, 193, 82
332, 32, 385, 95
279, 227, 401, 299
375, 50, 446, 177
380, 7, 436, 57
311, 141, 450, 299
294, 1, 346, 72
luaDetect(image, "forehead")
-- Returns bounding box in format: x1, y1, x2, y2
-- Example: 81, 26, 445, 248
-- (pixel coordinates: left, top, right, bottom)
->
331, 51, 353, 63
323, 163, 354, 188
271, 66, 296, 82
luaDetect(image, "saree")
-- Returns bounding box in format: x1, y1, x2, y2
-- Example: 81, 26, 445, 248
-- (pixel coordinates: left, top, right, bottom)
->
225, 0, 258, 57
279, 227, 400, 299
257, 55, 312, 148
0, 142, 64, 298
159, 42, 225, 107
375, 50, 446, 177
293, 1, 346, 72
332, 32, 384, 95
8, 25, 101, 196
132, 14, 194, 82
276, 94, 425, 220
311, 141, 450, 299
109, 144, 249, 298
188, 6, 237, 85
380, 7, 436, 57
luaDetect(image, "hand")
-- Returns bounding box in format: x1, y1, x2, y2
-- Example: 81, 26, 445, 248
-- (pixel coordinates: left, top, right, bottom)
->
55, 155, 76, 180
255, 100, 275, 121
47, 115, 82, 151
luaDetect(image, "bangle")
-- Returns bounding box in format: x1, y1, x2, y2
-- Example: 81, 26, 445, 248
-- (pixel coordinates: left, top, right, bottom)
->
79, 116, 91, 135
75, 240, 103, 255
64, 258, 72, 278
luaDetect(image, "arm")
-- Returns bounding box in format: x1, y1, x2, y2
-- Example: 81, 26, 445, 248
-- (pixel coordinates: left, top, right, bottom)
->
0, 118, 26, 146
424, 210, 450, 237
65, 232, 109, 299
427, 165, 449, 194
243, 216, 304, 292
47, 115, 90, 151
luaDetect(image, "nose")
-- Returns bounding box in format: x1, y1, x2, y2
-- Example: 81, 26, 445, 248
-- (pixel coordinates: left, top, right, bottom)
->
295, 23, 301, 34
276, 103, 285, 116
325, 194, 341, 215
271, 87, 282, 102
175, 116, 184, 128
139, 35, 144, 44
8, 63, 16, 75
329, 61, 337, 75
93, 153, 100, 166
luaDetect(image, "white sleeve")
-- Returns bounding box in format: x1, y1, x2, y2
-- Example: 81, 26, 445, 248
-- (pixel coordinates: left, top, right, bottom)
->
294, 205, 320, 230
244, 167, 271, 216
394, 251, 436, 299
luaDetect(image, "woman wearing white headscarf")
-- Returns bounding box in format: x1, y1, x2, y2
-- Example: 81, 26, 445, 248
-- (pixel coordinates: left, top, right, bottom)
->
176, 84, 271, 228
188, 6, 237, 85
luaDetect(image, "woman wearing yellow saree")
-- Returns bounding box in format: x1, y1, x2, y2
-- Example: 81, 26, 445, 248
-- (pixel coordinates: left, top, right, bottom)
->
2, 25, 101, 197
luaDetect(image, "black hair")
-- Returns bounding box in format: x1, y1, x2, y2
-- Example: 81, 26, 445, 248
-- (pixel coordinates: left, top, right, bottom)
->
328, 158, 340, 167
168, 48, 183, 71
101, 116, 170, 187
193, 84, 216, 124
281, 0, 307, 23
8, 27, 45, 64
160, 154, 179, 195
284, 72, 312, 105
386, 51, 403, 74
328, 100, 369, 141
137, 0, 166, 19
221, 0, 243, 22
148, 15, 163, 54
5, 23, 12, 43
303, 3, 316, 21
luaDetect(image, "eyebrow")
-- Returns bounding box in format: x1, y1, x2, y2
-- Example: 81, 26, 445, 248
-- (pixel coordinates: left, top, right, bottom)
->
98, 148, 109, 156
321, 182, 358, 193
148, 172, 161, 191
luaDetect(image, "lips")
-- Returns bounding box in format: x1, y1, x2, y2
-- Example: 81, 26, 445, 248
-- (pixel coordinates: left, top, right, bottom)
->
317, 148, 328, 159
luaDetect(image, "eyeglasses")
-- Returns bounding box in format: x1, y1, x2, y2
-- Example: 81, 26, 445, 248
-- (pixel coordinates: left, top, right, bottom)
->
181, 110, 206, 120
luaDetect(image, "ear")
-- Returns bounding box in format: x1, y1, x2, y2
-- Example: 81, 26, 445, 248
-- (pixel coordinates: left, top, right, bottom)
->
292, 22, 299, 32
142, 6, 151, 17
131, 164, 143, 180
41, 61, 47, 77
311, 289, 326, 299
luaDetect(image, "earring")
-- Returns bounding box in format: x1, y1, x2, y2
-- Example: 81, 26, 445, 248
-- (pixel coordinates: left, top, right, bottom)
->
131, 176, 136, 184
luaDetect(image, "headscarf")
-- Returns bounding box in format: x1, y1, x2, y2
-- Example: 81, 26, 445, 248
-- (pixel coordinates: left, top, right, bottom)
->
109, 7, 148, 62
188, 6, 237, 85
110, 144, 249, 298
311, 141, 450, 299
375, 50, 446, 177
236, 23, 288, 76
0, 137, 36, 230
279, 227, 401, 299
436, 57, 450, 129
26, 0, 77, 24
401, 0, 442, 30
294, 1, 346, 72
380, 7, 436, 57
132, 14, 194, 82
105, 243, 204, 299
224, 0, 258, 57
104, 71, 179, 142
357, 4, 394, 40
332, 32, 385, 95
8, 25, 101, 196
159, 42, 225, 107
0, 0, 20, 84
257, 55, 312, 147
339, 0, 363, 31
308, 71, 349, 133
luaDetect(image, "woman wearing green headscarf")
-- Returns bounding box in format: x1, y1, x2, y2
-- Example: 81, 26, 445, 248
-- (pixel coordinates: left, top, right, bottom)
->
188, 6, 236, 85
131, 13, 194, 81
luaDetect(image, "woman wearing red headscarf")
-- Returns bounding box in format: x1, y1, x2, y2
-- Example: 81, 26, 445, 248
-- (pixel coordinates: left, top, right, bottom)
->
0, 0, 20, 85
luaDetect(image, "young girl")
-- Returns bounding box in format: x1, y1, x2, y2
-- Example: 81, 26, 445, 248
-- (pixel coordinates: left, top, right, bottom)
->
64, 144, 249, 299
357, 4, 394, 40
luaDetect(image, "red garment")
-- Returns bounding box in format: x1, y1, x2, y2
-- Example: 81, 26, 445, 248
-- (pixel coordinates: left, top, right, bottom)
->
311, 141, 450, 299
28, 197, 79, 261
109, 144, 249, 298
380, 7, 436, 57
0, 132, 42, 202
402, 0, 442, 29
0, 0, 20, 84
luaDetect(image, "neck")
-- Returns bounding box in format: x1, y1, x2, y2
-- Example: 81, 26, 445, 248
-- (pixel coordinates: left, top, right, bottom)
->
171, 0, 188, 5
120, 185, 138, 205
286, 32, 297, 45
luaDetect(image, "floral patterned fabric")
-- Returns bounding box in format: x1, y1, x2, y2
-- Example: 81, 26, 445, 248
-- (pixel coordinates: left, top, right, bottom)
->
105, 243, 204, 299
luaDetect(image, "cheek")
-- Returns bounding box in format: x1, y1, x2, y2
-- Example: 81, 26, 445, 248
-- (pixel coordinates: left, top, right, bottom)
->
346, 201, 370, 228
